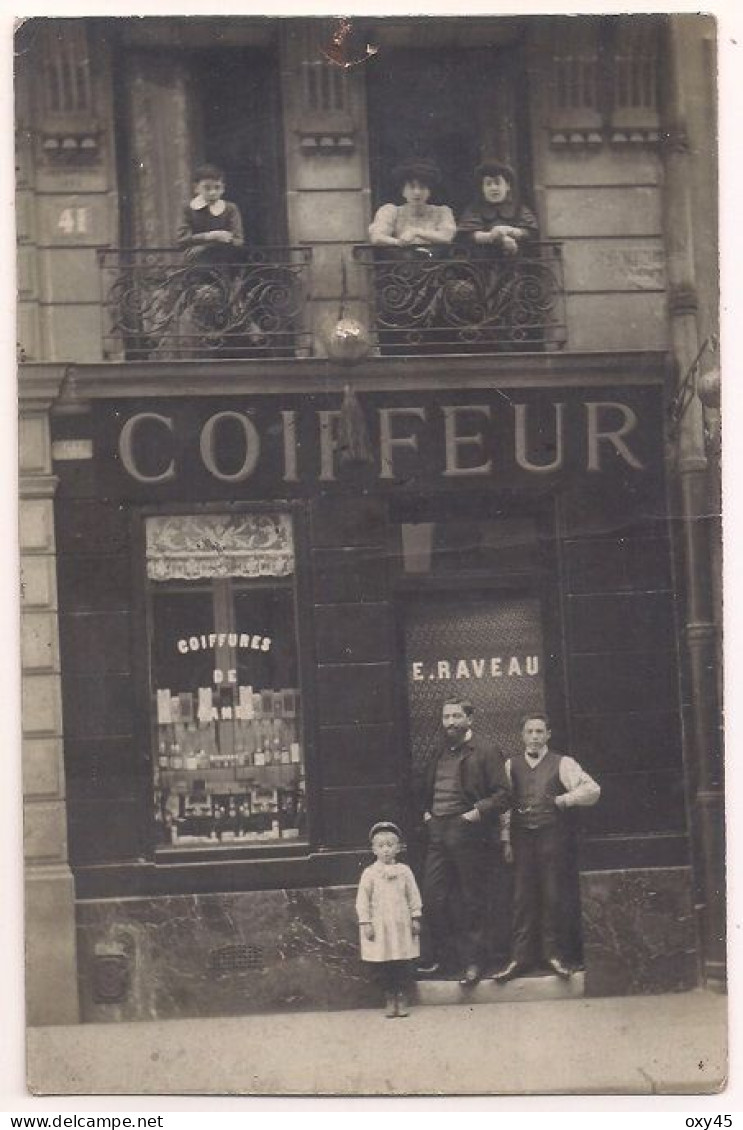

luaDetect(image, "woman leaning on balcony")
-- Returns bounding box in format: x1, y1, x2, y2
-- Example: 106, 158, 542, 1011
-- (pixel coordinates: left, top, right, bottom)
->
369, 159, 456, 248
457, 160, 539, 254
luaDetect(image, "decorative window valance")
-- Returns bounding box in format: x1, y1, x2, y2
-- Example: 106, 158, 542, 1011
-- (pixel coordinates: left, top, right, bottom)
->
146, 513, 294, 582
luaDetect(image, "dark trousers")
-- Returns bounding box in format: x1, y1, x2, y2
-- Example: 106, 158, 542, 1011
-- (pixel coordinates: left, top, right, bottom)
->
422, 814, 490, 969
370, 960, 413, 996
511, 822, 565, 966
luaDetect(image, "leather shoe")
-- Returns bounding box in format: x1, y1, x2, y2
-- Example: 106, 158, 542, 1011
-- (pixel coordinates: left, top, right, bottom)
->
547, 956, 572, 979
459, 963, 481, 987
493, 959, 526, 984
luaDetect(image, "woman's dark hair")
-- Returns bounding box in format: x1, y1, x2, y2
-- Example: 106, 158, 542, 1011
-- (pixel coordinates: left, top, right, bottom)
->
474, 160, 516, 189
474, 160, 521, 209
391, 158, 444, 199
193, 162, 225, 183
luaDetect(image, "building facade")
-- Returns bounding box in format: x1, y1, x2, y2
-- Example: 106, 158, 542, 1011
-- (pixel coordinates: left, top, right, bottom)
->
17, 15, 723, 1026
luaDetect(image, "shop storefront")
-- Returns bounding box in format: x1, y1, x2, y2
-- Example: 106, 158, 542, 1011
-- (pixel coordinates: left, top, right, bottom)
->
44, 355, 697, 1020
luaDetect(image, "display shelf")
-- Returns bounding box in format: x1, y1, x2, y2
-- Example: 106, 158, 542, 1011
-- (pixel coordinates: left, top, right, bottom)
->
157, 764, 302, 789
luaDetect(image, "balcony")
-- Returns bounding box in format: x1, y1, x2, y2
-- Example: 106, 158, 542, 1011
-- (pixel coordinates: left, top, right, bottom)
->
353, 243, 567, 356
98, 247, 313, 360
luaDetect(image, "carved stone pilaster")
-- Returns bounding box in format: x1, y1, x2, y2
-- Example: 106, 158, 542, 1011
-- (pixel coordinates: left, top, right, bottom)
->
19, 363, 80, 1025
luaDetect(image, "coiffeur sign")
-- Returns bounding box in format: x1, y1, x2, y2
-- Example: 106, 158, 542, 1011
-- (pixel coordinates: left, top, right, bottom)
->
96, 385, 663, 497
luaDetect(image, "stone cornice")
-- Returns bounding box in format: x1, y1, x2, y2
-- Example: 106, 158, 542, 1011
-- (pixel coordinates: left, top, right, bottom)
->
18, 364, 71, 411
42, 351, 670, 403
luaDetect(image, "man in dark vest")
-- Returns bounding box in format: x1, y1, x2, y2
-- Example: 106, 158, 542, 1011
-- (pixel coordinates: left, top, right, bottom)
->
495, 712, 600, 982
418, 696, 511, 986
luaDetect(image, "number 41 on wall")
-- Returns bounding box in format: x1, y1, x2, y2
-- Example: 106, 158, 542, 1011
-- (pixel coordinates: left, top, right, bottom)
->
57, 207, 89, 235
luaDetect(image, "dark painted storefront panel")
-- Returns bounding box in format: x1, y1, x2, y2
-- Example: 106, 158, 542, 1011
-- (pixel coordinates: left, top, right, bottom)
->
311, 495, 387, 548
316, 662, 395, 726
56, 552, 133, 611
318, 723, 399, 788
62, 673, 136, 739
313, 603, 394, 664
563, 534, 673, 595
312, 547, 389, 604
64, 737, 138, 799
569, 651, 679, 716
567, 591, 676, 653
68, 799, 144, 865
571, 710, 685, 774
55, 498, 132, 555
581, 769, 687, 836
319, 785, 403, 848
58, 611, 133, 675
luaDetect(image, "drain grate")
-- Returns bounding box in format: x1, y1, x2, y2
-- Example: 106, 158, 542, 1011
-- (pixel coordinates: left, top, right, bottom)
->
208, 943, 264, 973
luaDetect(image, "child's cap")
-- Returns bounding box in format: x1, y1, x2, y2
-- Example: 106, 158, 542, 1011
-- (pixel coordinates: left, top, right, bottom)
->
369, 820, 403, 842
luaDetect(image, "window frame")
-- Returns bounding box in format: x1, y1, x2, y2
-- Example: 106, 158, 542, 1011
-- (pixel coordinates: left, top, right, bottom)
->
130, 500, 317, 865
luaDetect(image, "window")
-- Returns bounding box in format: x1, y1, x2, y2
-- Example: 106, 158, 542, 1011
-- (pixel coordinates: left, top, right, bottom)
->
146, 512, 306, 851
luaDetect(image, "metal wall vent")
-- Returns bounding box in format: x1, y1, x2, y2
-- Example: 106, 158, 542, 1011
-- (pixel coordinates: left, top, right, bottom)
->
208, 943, 264, 973
92, 947, 130, 1004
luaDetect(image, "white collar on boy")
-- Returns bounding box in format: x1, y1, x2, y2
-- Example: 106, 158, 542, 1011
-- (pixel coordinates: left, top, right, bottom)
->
190, 195, 226, 216
525, 745, 549, 766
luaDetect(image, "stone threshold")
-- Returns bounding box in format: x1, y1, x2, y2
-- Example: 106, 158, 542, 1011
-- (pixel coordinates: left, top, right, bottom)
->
415, 970, 585, 1006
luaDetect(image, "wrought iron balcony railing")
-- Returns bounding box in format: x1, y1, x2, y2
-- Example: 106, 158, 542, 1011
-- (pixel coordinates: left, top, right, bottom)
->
98, 247, 313, 360
353, 242, 567, 355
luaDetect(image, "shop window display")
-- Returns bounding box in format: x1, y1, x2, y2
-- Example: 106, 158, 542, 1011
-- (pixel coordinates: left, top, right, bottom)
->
146, 512, 306, 850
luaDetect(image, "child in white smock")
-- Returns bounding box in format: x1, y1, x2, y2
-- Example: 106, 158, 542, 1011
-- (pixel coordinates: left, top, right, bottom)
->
356, 820, 423, 1018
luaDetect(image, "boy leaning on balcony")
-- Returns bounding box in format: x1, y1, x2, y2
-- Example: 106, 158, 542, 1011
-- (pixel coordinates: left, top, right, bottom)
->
174, 163, 265, 349
457, 160, 539, 255
177, 162, 245, 263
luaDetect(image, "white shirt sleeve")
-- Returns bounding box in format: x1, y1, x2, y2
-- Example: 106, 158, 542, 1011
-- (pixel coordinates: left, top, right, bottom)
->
500, 760, 512, 838
558, 756, 601, 807
369, 203, 399, 242
436, 205, 457, 241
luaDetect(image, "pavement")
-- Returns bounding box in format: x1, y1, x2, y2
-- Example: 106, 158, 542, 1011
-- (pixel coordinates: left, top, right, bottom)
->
25, 987, 727, 1097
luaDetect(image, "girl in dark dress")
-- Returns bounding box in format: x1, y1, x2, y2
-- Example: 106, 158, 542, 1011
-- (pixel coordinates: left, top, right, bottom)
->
458, 160, 538, 254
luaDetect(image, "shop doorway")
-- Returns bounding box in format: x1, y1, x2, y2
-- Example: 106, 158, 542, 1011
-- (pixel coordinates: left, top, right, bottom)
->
401, 587, 583, 972
404, 590, 546, 778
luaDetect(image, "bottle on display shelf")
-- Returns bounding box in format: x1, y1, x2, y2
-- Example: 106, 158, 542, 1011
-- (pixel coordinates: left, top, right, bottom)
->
239, 685, 255, 719
272, 717, 283, 764
244, 718, 257, 761
260, 718, 273, 764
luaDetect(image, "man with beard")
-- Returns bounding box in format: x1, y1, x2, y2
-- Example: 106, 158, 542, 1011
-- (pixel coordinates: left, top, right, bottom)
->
418, 697, 511, 986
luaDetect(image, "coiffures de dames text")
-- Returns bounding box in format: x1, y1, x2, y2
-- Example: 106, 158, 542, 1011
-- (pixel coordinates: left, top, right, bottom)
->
115, 399, 647, 485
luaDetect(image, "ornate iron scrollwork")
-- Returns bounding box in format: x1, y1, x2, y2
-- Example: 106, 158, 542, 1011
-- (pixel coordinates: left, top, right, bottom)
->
353, 243, 567, 355
99, 247, 313, 360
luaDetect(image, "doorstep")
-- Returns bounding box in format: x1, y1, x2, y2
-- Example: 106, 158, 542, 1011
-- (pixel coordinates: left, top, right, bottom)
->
415, 969, 585, 1006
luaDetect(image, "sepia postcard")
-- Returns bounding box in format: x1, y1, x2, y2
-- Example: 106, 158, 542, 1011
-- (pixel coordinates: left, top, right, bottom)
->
13, 5, 729, 1100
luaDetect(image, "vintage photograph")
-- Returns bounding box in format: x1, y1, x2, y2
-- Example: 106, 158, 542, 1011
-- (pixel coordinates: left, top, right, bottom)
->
15, 11, 726, 1096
